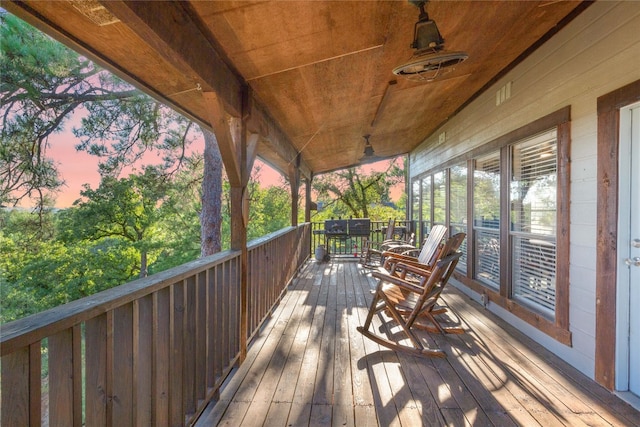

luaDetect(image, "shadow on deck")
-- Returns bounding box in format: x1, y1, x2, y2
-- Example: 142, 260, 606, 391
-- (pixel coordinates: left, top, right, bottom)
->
196, 259, 640, 426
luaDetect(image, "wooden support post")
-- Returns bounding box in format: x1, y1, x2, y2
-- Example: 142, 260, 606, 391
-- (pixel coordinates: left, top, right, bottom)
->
204, 90, 250, 361
288, 155, 301, 226
305, 175, 313, 223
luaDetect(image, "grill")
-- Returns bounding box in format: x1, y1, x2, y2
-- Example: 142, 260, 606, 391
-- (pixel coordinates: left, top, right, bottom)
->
348, 218, 371, 236
325, 219, 348, 236
324, 218, 370, 236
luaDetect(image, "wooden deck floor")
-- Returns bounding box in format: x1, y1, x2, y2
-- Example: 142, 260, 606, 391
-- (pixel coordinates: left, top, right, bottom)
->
196, 259, 640, 427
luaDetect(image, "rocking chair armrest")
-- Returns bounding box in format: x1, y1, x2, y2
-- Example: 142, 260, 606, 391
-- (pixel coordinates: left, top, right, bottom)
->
365, 239, 401, 251
381, 251, 419, 262
367, 247, 383, 255
382, 251, 419, 273
394, 261, 433, 276
382, 243, 416, 253
380, 237, 413, 249
371, 270, 424, 294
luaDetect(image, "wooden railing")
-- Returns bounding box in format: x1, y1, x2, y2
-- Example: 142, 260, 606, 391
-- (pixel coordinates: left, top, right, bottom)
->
0, 223, 311, 427
310, 219, 414, 257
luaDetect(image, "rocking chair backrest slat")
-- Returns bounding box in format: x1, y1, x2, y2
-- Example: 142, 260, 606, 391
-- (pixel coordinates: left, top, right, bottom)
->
417, 224, 448, 266
384, 218, 396, 241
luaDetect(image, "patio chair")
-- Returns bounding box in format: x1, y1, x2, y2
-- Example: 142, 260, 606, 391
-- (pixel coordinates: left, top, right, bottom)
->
357, 232, 466, 358
360, 218, 401, 267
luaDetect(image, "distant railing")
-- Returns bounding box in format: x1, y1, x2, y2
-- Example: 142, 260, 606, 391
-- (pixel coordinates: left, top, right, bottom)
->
310, 219, 414, 258
0, 223, 311, 427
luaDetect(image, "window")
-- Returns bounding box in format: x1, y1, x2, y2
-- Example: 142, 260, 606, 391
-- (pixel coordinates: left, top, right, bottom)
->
450, 164, 468, 271
421, 176, 432, 243
411, 179, 420, 228
433, 171, 447, 225
474, 152, 501, 289
408, 107, 570, 343
510, 130, 558, 317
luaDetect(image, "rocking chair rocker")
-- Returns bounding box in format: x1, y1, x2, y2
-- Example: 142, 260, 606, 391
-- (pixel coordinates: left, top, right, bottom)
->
357, 232, 466, 358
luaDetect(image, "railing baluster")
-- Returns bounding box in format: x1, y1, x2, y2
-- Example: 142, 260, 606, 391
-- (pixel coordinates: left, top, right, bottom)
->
134, 295, 153, 425
195, 271, 207, 400
1, 347, 30, 426
206, 267, 217, 392
170, 282, 185, 426
29, 343, 42, 427
153, 288, 170, 425
112, 303, 134, 425
86, 314, 107, 425
49, 328, 74, 426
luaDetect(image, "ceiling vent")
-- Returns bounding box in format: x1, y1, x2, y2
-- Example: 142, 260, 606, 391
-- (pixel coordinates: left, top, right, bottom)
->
393, 0, 468, 82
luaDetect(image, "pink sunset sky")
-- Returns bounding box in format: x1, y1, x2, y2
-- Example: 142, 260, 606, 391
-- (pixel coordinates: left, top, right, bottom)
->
47, 130, 285, 208
45, 115, 402, 209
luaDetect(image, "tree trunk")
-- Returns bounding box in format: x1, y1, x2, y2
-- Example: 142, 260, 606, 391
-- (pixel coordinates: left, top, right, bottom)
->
139, 250, 148, 278
201, 128, 223, 256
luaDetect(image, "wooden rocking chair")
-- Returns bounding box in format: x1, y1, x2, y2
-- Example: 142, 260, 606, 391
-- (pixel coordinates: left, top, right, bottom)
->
357, 232, 466, 358
381, 224, 448, 278
360, 218, 398, 268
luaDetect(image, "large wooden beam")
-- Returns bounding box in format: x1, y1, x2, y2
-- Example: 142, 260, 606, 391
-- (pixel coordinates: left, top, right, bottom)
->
245, 96, 312, 180
246, 133, 260, 178
102, 1, 312, 180
203, 92, 242, 187
101, 0, 243, 117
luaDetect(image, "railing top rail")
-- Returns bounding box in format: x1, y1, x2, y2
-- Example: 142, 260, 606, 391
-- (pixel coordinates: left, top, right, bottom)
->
247, 224, 308, 250
1, 249, 240, 355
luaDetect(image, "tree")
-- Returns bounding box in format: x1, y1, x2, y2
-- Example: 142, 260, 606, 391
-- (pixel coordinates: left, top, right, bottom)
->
0, 12, 223, 255
312, 160, 404, 219
201, 130, 223, 255
1, 12, 136, 208
0, 209, 142, 322
62, 167, 168, 278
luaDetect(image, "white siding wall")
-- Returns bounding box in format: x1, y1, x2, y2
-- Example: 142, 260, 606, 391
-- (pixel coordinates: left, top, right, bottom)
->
410, 1, 640, 378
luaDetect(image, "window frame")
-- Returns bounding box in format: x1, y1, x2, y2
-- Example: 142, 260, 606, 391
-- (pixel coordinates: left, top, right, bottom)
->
509, 130, 559, 318
410, 107, 571, 345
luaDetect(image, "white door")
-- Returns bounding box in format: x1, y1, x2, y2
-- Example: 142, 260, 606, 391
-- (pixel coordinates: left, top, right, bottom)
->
618, 103, 640, 396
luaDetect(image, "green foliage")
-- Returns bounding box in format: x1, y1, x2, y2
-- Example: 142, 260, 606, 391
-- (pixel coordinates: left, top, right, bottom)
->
220, 166, 294, 248
248, 184, 291, 240
1, 12, 201, 211
0, 164, 299, 322
61, 167, 172, 277
0, 210, 139, 322
312, 159, 405, 221
149, 158, 203, 272
1, 12, 127, 208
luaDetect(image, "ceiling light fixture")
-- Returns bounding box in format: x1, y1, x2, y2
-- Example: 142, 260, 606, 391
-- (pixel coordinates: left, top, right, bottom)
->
363, 134, 375, 158
360, 134, 384, 164
393, 0, 468, 82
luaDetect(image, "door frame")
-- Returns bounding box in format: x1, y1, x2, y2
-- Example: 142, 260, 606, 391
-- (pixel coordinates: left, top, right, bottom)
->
595, 80, 640, 390
615, 101, 640, 391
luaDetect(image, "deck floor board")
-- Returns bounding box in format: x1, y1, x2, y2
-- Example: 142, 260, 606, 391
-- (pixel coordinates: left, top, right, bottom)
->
197, 260, 640, 427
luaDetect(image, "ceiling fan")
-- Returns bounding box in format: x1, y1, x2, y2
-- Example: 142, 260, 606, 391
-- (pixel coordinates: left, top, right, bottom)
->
393, 0, 468, 82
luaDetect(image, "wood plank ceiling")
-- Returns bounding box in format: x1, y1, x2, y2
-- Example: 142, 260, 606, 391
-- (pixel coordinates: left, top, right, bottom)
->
4, 0, 586, 177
